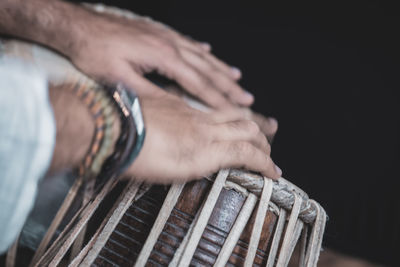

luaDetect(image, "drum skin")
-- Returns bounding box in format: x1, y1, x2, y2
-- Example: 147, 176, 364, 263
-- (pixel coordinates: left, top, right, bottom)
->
94, 179, 278, 267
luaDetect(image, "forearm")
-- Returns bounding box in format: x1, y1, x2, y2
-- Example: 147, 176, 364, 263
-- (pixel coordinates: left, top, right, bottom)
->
0, 0, 89, 59
47, 84, 94, 173
48, 83, 121, 174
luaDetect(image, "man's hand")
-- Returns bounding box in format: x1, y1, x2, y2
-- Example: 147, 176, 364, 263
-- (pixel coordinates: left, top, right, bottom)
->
0, 0, 282, 183
48, 87, 280, 183
127, 93, 281, 183
165, 85, 279, 141
0, 0, 253, 109
0, 0, 278, 136
229, 108, 279, 143
68, 8, 254, 109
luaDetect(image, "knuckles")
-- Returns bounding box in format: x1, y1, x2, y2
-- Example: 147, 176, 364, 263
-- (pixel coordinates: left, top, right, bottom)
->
140, 33, 179, 57
242, 120, 260, 136
265, 140, 271, 154
160, 43, 180, 60
232, 141, 255, 159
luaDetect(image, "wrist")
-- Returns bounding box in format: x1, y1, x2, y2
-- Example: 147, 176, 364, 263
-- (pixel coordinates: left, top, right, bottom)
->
49, 84, 94, 173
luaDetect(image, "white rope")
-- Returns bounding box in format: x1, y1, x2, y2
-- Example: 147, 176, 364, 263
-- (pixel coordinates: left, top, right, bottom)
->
283, 220, 304, 267
214, 193, 258, 266
69, 181, 140, 267
34, 178, 118, 267
134, 183, 185, 267
70, 179, 97, 261
276, 193, 302, 267
313, 206, 327, 266
227, 171, 317, 224
49, 179, 117, 266
243, 178, 273, 267
298, 225, 308, 267
266, 208, 287, 267
174, 169, 229, 267
29, 177, 83, 266
304, 201, 326, 267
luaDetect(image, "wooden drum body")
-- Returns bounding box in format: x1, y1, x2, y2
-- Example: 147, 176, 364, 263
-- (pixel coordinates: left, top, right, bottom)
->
74, 170, 326, 267
96, 178, 276, 266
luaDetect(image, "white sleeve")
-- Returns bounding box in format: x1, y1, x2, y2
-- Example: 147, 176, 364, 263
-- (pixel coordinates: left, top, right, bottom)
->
0, 58, 55, 253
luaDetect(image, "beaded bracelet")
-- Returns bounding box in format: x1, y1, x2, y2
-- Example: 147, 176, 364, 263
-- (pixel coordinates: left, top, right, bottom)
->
30, 79, 119, 264
70, 81, 145, 194
70, 82, 146, 258
30, 81, 146, 264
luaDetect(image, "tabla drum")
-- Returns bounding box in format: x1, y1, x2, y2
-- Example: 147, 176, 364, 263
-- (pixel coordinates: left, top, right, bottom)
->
0, 4, 327, 267
30, 170, 325, 267
77, 170, 326, 267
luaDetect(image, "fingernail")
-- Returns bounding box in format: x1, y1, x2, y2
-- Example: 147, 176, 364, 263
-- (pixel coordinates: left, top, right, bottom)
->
275, 165, 282, 177
201, 42, 211, 51
242, 90, 254, 103
231, 66, 242, 78
268, 117, 278, 127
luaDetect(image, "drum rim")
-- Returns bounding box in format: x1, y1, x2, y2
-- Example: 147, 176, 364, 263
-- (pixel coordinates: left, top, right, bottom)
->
206, 169, 320, 224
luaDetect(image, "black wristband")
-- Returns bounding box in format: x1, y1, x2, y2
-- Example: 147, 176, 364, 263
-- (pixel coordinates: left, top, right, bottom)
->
95, 83, 145, 190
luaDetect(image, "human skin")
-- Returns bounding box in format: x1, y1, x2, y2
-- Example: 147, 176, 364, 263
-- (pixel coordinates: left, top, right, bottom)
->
0, 0, 279, 139
0, 0, 282, 181
48, 84, 95, 174
128, 92, 281, 182
0, 0, 254, 108
49, 87, 282, 182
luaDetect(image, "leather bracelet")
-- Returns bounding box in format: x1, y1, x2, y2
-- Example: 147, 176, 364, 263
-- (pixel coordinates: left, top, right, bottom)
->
118, 85, 145, 172
94, 83, 146, 191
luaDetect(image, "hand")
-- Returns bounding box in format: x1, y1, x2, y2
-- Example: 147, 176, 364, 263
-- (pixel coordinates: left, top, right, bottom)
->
165, 84, 279, 141
229, 108, 279, 143
126, 93, 282, 183
68, 7, 254, 109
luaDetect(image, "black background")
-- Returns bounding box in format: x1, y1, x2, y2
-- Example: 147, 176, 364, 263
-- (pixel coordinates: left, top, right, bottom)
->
79, 0, 400, 265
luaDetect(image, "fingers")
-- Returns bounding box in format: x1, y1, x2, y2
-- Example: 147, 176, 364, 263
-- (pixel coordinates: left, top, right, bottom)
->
199, 42, 212, 52
201, 51, 242, 81
157, 29, 253, 107
107, 62, 165, 97
163, 58, 234, 108
178, 49, 253, 106
179, 38, 241, 80
209, 109, 278, 143
207, 115, 280, 179
179, 34, 212, 53
210, 108, 278, 141
210, 120, 270, 154
175, 33, 242, 80
209, 108, 247, 123
211, 141, 282, 179
250, 112, 279, 142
